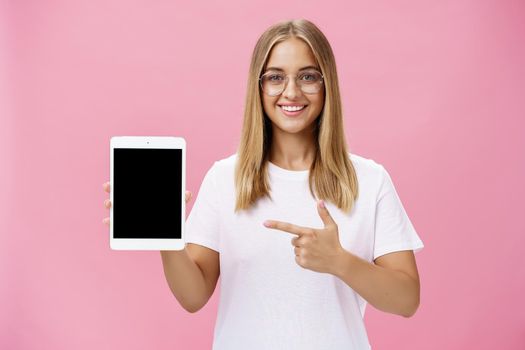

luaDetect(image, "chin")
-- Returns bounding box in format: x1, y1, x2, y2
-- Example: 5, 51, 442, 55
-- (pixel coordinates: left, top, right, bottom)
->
275, 119, 316, 135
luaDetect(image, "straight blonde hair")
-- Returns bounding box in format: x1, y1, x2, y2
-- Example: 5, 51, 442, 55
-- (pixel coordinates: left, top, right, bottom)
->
234, 19, 359, 213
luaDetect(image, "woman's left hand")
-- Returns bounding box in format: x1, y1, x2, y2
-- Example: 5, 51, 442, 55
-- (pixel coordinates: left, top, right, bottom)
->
263, 200, 346, 275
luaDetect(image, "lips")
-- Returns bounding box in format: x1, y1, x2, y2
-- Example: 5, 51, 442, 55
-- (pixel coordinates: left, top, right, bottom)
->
280, 105, 306, 112
278, 104, 307, 117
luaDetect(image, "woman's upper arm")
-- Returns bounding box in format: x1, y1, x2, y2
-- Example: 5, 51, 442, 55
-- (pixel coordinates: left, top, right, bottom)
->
374, 250, 420, 284
186, 243, 220, 300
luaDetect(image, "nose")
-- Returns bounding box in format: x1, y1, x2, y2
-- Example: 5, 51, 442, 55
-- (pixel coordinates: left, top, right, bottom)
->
282, 77, 302, 99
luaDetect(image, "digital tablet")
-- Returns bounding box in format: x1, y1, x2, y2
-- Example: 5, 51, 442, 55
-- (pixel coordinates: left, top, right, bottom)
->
109, 136, 186, 250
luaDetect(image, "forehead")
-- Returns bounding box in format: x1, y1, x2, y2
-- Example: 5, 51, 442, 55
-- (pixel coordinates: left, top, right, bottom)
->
265, 37, 317, 71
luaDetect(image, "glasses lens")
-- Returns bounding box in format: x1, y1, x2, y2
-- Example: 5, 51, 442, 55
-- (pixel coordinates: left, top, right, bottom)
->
261, 73, 285, 96
298, 71, 323, 94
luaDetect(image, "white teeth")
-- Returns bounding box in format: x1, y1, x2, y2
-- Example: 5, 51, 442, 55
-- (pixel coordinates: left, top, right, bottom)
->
281, 105, 306, 112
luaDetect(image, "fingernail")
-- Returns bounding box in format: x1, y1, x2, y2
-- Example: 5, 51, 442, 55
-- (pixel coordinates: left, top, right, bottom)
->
263, 220, 271, 227
319, 200, 325, 208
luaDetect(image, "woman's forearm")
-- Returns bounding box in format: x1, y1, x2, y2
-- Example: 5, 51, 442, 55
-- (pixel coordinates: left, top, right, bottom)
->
331, 250, 420, 317
160, 249, 208, 313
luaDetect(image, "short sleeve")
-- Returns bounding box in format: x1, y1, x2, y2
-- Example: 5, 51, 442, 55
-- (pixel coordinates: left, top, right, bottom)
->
184, 162, 221, 252
373, 165, 424, 260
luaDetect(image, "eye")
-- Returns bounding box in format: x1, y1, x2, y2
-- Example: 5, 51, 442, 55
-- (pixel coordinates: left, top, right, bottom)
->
267, 73, 285, 82
299, 71, 321, 82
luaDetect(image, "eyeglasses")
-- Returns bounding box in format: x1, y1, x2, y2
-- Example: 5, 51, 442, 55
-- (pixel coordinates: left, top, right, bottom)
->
259, 69, 324, 96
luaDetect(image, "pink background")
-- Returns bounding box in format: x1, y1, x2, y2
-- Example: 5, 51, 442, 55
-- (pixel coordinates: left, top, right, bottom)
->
2, 0, 524, 349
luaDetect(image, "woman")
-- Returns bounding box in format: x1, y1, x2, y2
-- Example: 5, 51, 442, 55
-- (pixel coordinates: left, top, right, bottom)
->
103, 19, 424, 350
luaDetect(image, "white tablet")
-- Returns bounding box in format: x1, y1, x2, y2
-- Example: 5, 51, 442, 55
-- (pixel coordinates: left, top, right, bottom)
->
109, 136, 186, 250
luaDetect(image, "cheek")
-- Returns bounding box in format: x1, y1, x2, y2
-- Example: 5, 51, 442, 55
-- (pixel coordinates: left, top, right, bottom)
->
310, 94, 325, 116
262, 96, 278, 116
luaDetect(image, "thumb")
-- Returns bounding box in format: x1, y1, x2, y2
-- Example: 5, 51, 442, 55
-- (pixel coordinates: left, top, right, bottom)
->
317, 200, 336, 227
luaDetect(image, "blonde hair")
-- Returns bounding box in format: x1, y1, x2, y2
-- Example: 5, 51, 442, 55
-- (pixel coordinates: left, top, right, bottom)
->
234, 19, 359, 213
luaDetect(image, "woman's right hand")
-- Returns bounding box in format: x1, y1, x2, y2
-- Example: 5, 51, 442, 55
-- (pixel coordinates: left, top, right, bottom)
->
102, 181, 192, 225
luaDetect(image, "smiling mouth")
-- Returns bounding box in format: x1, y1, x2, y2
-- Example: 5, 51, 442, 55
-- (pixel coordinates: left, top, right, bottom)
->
279, 105, 307, 112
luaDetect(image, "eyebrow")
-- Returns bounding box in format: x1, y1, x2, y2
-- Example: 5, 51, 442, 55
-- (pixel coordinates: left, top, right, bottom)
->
265, 65, 320, 72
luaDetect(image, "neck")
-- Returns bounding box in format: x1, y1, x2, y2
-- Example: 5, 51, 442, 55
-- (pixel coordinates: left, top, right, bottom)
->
269, 126, 316, 171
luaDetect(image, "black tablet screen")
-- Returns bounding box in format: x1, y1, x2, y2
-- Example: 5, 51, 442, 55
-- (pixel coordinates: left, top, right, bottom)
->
113, 148, 182, 239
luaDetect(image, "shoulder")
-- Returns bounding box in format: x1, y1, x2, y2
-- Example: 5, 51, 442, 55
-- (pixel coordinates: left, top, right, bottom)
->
213, 152, 237, 169
348, 152, 386, 177
206, 152, 238, 180
348, 152, 390, 196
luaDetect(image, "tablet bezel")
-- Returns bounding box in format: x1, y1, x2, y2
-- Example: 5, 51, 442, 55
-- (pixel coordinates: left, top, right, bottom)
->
109, 136, 186, 250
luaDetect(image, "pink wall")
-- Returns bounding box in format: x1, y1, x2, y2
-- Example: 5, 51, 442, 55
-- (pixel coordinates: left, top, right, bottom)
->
2, 0, 524, 349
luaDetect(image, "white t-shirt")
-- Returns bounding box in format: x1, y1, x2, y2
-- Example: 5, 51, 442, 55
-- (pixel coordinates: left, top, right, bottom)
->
185, 152, 424, 350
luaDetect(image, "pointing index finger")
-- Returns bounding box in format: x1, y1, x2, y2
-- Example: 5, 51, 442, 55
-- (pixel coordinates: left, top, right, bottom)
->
263, 220, 306, 236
